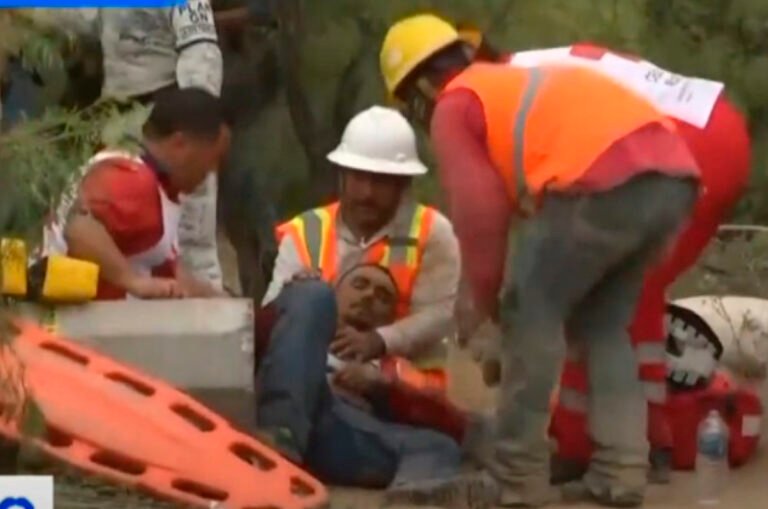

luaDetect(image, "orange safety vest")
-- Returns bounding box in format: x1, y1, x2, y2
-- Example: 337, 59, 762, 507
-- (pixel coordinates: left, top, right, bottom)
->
275, 201, 436, 318
441, 63, 676, 211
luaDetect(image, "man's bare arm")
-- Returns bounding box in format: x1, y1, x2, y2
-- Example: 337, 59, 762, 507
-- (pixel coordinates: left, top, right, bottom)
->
65, 212, 183, 299
64, 211, 136, 290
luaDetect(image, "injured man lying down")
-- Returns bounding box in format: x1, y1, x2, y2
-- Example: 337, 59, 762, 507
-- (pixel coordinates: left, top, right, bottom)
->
253, 263, 471, 492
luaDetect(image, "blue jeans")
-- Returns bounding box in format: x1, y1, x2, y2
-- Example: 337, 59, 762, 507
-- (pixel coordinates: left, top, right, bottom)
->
255, 280, 461, 488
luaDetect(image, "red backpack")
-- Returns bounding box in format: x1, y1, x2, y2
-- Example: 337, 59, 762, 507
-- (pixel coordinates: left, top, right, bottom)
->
665, 370, 762, 469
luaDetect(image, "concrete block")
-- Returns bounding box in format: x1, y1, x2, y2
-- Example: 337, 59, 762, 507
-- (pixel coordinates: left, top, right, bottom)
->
17, 298, 256, 429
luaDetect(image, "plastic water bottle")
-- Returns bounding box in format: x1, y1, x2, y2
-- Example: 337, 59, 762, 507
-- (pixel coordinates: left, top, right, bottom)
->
696, 410, 729, 505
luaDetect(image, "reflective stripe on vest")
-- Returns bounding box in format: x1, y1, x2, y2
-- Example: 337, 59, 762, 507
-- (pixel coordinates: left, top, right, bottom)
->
275, 201, 436, 317
512, 67, 545, 214
441, 63, 676, 211
276, 203, 339, 281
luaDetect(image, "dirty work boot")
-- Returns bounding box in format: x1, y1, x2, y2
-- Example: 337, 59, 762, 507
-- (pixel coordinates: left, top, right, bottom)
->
383, 471, 499, 509
495, 475, 558, 507
560, 478, 644, 508
550, 453, 587, 485
254, 427, 301, 465
648, 447, 671, 484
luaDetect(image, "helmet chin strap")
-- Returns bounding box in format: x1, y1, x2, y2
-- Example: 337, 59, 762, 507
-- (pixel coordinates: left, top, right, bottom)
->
416, 76, 439, 100
397, 77, 438, 127
406, 43, 474, 124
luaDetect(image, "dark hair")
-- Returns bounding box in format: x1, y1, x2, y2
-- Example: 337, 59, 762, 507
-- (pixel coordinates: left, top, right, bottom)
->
143, 87, 225, 141
395, 41, 473, 98
475, 39, 503, 63
426, 41, 473, 75
336, 263, 399, 295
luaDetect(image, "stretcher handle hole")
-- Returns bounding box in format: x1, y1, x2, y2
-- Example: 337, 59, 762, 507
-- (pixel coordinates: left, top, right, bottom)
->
90, 450, 147, 476
45, 425, 73, 448
104, 372, 156, 397
39, 342, 89, 365
170, 403, 216, 432
171, 479, 228, 502
290, 476, 316, 497
230, 442, 276, 471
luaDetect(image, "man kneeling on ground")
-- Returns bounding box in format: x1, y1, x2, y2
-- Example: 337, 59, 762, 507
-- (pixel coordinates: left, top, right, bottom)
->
255, 263, 462, 490
41, 88, 230, 300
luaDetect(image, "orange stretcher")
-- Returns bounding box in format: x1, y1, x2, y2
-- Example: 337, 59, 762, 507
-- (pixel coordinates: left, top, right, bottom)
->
0, 320, 328, 509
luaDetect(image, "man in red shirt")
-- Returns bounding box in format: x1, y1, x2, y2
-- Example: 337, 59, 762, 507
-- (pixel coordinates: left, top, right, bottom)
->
43, 88, 230, 300
380, 13, 700, 508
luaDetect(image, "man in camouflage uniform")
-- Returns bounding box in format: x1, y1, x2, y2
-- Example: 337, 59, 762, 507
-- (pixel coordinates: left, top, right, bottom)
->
23, 3, 225, 288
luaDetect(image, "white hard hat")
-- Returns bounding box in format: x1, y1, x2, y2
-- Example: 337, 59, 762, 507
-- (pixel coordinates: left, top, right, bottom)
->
327, 106, 428, 176
671, 295, 768, 381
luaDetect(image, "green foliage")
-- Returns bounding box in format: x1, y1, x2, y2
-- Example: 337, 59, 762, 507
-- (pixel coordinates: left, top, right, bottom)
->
0, 18, 110, 444
0, 103, 127, 241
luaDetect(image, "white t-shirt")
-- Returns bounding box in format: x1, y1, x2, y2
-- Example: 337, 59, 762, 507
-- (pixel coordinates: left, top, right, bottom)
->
508, 45, 724, 129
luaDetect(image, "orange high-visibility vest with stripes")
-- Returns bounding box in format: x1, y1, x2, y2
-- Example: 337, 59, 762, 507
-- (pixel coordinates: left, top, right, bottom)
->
441, 63, 676, 211
275, 201, 436, 318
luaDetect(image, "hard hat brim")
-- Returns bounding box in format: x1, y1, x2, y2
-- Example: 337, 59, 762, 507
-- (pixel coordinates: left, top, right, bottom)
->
327, 150, 428, 177
388, 36, 459, 95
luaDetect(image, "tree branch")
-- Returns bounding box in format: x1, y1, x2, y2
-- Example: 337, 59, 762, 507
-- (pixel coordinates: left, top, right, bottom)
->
332, 16, 376, 138
273, 0, 335, 201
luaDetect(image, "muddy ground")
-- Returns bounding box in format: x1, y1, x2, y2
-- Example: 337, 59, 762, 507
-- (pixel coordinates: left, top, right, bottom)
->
51, 229, 768, 508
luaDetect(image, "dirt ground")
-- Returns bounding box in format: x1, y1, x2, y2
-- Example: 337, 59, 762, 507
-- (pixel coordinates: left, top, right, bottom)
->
52, 228, 768, 508
330, 346, 768, 509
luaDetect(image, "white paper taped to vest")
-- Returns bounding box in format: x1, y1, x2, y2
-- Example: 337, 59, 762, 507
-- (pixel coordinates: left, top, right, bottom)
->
509, 46, 724, 129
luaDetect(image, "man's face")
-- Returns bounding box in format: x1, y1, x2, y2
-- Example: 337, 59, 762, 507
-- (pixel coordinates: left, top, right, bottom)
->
336, 265, 398, 329
340, 169, 409, 232
167, 125, 231, 193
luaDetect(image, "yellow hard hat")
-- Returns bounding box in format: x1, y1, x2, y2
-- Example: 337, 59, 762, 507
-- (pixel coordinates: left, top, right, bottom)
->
380, 14, 461, 96
456, 22, 483, 49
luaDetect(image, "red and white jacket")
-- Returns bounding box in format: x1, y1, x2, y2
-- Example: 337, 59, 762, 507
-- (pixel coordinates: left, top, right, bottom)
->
42, 150, 180, 299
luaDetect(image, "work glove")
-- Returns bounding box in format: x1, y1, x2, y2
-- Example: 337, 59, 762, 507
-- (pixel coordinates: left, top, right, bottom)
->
665, 303, 723, 390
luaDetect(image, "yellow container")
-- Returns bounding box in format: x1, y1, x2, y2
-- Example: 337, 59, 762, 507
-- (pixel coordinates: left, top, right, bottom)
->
41, 255, 99, 303
1, 238, 28, 297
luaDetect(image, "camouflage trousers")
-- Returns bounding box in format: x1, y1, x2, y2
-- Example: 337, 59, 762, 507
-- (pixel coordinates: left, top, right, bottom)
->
101, 102, 223, 289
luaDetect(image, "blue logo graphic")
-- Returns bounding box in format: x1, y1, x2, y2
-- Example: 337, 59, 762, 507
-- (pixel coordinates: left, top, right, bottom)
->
0, 0, 184, 7
0, 497, 34, 509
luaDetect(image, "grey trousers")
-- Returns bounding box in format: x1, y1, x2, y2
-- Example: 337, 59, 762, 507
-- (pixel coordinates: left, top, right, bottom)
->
490, 173, 698, 504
